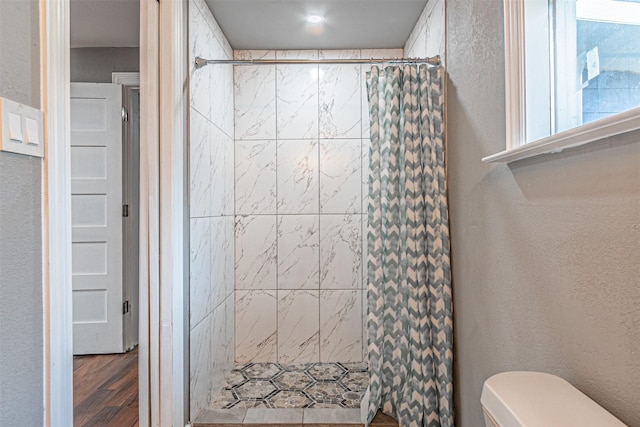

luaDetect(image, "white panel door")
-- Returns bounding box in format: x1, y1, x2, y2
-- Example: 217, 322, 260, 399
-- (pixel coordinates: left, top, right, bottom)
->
71, 83, 124, 355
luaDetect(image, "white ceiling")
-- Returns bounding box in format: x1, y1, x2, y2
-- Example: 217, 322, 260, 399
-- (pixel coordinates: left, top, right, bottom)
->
70, 0, 140, 48
204, 0, 429, 50
68, 0, 428, 50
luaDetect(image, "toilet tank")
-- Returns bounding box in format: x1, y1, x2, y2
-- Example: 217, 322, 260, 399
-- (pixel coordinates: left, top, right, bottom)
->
481, 371, 627, 427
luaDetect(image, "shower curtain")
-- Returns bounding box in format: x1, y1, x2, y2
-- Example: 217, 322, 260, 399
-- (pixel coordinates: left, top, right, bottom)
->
365, 64, 453, 427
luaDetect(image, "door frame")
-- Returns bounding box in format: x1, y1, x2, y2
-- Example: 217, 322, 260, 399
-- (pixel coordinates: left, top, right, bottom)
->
114, 72, 141, 352
43, 0, 189, 425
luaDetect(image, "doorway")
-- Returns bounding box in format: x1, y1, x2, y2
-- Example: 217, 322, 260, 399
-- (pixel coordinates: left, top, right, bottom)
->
69, 75, 141, 425
68, 1, 141, 425
46, 0, 187, 425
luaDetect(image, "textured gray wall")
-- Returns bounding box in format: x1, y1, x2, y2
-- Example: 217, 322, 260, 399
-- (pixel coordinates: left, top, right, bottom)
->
0, 0, 40, 108
446, 1, 640, 426
71, 47, 140, 83
0, 154, 43, 427
0, 1, 43, 425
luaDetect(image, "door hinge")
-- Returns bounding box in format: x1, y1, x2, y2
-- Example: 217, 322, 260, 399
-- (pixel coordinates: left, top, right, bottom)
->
123, 300, 130, 315
121, 106, 129, 122
123, 204, 129, 217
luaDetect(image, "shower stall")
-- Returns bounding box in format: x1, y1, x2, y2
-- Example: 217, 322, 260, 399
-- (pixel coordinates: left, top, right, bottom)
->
187, 0, 445, 423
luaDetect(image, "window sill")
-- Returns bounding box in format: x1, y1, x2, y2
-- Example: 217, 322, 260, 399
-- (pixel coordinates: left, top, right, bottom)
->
483, 106, 640, 163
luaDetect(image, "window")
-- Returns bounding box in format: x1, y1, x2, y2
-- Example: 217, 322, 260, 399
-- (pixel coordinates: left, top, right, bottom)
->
484, 0, 640, 162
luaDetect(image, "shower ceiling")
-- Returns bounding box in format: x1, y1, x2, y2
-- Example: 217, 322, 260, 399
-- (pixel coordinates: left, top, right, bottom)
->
204, 0, 429, 49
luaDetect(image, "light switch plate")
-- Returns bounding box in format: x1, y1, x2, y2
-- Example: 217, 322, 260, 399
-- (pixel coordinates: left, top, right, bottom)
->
9, 112, 23, 142
25, 117, 40, 146
0, 97, 44, 158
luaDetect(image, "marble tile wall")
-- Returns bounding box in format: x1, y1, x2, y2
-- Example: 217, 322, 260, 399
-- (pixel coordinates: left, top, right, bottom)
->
233, 48, 403, 365
188, 0, 235, 418
404, 0, 446, 61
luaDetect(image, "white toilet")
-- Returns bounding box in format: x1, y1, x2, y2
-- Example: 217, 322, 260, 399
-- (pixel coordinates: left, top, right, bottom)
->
481, 371, 627, 427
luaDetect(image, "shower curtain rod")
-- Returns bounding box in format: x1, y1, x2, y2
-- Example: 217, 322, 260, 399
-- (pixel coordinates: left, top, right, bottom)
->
194, 55, 441, 69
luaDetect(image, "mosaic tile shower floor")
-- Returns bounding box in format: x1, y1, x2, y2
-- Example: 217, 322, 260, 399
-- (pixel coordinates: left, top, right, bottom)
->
212, 362, 369, 409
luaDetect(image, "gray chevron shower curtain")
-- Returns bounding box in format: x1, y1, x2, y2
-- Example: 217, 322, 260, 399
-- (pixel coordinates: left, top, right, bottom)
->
365, 65, 453, 427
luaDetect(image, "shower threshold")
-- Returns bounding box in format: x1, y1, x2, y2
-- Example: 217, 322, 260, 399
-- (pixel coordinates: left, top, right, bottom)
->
193, 362, 372, 426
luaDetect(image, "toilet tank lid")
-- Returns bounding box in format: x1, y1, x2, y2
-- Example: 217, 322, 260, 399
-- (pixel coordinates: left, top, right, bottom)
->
480, 372, 627, 427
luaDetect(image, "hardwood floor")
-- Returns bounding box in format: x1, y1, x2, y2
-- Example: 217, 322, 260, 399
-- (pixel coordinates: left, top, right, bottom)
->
73, 348, 138, 427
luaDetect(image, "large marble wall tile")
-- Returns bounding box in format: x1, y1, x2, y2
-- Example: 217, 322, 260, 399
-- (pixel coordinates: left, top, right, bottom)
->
319, 64, 361, 139
190, 110, 211, 218
210, 123, 227, 217
211, 217, 230, 309
409, 21, 428, 59
193, 0, 231, 59
361, 67, 372, 141
206, 128, 233, 217
235, 140, 276, 215
320, 214, 362, 289
424, 0, 445, 62
236, 290, 277, 363
188, 0, 235, 414
208, 31, 228, 62
190, 311, 213, 418
209, 18, 232, 59
224, 294, 235, 366
362, 138, 370, 215
277, 290, 320, 363
404, 0, 445, 61
276, 50, 319, 60
189, 4, 215, 120
190, 0, 208, 18
210, 302, 227, 397
224, 216, 236, 298
319, 290, 362, 362
408, 27, 428, 60
218, 64, 235, 138
320, 139, 362, 214
234, 65, 276, 140
223, 134, 235, 216
404, 6, 427, 57
235, 215, 277, 290
234, 50, 276, 60
190, 0, 233, 131
276, 65, 319, 139
360, 49, 404, 60
190, 218, 211, 326
277, 140, 319, 214
278, 215, 319, 290
319, 49, 361, 60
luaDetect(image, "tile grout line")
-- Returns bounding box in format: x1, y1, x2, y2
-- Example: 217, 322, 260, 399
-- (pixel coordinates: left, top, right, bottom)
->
359, 52, 365, 358
232, 60, 238, 369
317, 50, 322, 365
275, 57, 280, 363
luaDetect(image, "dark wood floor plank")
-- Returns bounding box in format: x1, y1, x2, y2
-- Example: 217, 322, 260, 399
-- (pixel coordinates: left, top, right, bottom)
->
108, 405, 139, 427
74, 348, 139, 427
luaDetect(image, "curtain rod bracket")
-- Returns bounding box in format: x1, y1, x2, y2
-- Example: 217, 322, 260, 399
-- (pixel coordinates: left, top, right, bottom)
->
195, 56, 208, 69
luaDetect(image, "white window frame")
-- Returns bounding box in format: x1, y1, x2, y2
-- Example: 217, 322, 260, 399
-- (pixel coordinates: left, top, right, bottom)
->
483, 0, 640, 163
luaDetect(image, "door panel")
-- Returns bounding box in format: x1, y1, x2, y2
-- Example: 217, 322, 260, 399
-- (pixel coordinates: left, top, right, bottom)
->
71, 83, 124, 355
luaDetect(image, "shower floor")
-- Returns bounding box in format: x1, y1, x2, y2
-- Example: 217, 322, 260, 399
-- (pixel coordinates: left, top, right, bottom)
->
212, 362, 369, 409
